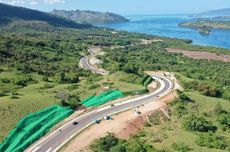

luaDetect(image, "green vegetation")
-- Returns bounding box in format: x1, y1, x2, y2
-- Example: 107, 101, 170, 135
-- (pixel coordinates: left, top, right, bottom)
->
179, 20, 230, 34
92, 91, 230, 151
90, 133, 157, 152
196, 133, 228, 150
1, 4, 230, 151
0, 3, 91, 28
0, 105, 73, 152
100, 39, 230, 100
182, 114, 217, 132
0, 17, 147, 142
171, 143, 191, 152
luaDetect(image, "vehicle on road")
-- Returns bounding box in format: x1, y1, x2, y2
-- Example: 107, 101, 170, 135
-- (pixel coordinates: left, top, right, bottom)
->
104, 115, 112, 120
110, 104, 115, 107
73, 121, 79, 125
133, 109, 141, 115
94, 119, 100, 124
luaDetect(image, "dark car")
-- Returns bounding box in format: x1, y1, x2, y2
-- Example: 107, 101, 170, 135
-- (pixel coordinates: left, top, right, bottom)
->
73, 121, 79, 125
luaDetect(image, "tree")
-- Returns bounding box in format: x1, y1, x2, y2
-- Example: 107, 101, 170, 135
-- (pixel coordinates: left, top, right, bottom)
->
110, 144, 126, 152
218, 112, 230, 129
61, 95, 81, 109
90, 134, 119, 152
183, 114, 217, 132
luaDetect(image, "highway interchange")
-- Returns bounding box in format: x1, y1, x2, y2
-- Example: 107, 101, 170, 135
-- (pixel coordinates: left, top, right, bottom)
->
28, 48, 174, 152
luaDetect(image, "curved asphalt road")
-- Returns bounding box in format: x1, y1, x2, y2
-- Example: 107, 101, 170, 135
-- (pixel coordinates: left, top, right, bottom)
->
29, 74, 172, 152
79, 48, 109, 75
29, 48, 173, 152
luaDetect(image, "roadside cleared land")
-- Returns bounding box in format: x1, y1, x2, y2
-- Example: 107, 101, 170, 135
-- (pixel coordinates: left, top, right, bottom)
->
166, 48, 230, 62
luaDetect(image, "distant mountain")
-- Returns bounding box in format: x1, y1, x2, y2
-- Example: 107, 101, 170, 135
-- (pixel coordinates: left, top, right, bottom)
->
0, 3, 91, 28
193, 8, 230, 18
50, 9, 129, 25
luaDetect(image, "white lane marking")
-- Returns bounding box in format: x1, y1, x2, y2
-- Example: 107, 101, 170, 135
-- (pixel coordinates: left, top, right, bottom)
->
46, 148, 52, 152
31, 146, 41, 152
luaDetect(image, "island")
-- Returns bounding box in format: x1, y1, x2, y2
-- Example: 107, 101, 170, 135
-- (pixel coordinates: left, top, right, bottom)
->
179, 20, 230, 34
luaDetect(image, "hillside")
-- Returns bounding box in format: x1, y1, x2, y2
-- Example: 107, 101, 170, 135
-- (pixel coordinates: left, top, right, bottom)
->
193, 8, 230, 18
0, 3, 91, 28
50, 9, 129, 25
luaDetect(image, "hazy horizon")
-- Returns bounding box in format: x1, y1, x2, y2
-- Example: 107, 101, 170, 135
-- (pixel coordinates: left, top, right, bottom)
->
0, 0, 230, 15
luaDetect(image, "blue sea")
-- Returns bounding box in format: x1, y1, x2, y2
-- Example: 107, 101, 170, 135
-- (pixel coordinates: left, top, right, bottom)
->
101, 14, 230, 49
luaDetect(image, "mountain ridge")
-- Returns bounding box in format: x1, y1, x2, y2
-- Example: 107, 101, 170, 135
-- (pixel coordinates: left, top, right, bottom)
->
0, 3, 91, 28
193, 8, 230, 17
50, 9, 129, 25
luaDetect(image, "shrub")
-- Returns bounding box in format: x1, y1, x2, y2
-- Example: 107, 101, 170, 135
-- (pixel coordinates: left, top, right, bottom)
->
0, 89, 6, 97
218, 112, 230, 130
89, 84, 100, 90
90, 133, 118, 152
110, 144, 126, 152
171, 143, 190, 152
61, 95, 81, 109
183, 114, 217, 132
40, 83, 55, 89
196, 133, 227, 150
197, 84, 222, 98
66, 84, 78, 91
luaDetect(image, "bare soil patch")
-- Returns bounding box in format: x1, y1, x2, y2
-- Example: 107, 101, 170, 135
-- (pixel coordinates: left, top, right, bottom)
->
61, 90, 178, 152
166, 48, 230, 62
140, 39, 163, 45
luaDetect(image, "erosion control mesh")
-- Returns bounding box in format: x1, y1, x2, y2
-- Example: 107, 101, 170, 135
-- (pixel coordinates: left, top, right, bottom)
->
0, 105, 73, 152
81, 90, 123, 107
142, 75, 154, 88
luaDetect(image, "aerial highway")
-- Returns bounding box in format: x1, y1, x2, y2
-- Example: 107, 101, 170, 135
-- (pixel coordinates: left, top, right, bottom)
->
28, 47, 173, 152
28, 74, 173, 152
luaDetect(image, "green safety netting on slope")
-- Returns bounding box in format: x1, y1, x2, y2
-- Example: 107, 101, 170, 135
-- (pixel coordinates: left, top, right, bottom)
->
142, 75, 154, 88
0, 105, 73, 152
81, 90, 123, 107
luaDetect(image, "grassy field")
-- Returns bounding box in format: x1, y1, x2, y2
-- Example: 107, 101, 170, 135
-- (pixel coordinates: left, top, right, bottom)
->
0, 71, 145, 142
135, 91, 230, 152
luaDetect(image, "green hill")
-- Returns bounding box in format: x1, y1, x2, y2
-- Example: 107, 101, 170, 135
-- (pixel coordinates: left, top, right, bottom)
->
0, 3, 91, 28
50, 9, 129, 25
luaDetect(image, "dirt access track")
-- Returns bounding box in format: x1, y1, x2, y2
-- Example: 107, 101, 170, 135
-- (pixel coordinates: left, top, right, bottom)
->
166, 47, 230, 62
61, 71, 180, 152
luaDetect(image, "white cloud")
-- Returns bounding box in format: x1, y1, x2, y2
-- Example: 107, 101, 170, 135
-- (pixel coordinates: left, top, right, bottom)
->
30, 1, 38, 5
10, 0, 26, 5
44, 0, 64, 4
0, 0, 65, 5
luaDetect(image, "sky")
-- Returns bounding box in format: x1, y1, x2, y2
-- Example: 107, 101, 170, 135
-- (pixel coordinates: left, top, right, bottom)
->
0, 0, 230, 15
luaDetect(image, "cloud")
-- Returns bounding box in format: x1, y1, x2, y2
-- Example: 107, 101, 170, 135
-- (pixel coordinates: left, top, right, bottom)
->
10, 0, 26, 5
30, 1, 38, 5
43, 0, 65, 4
0, 0, 65, 5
